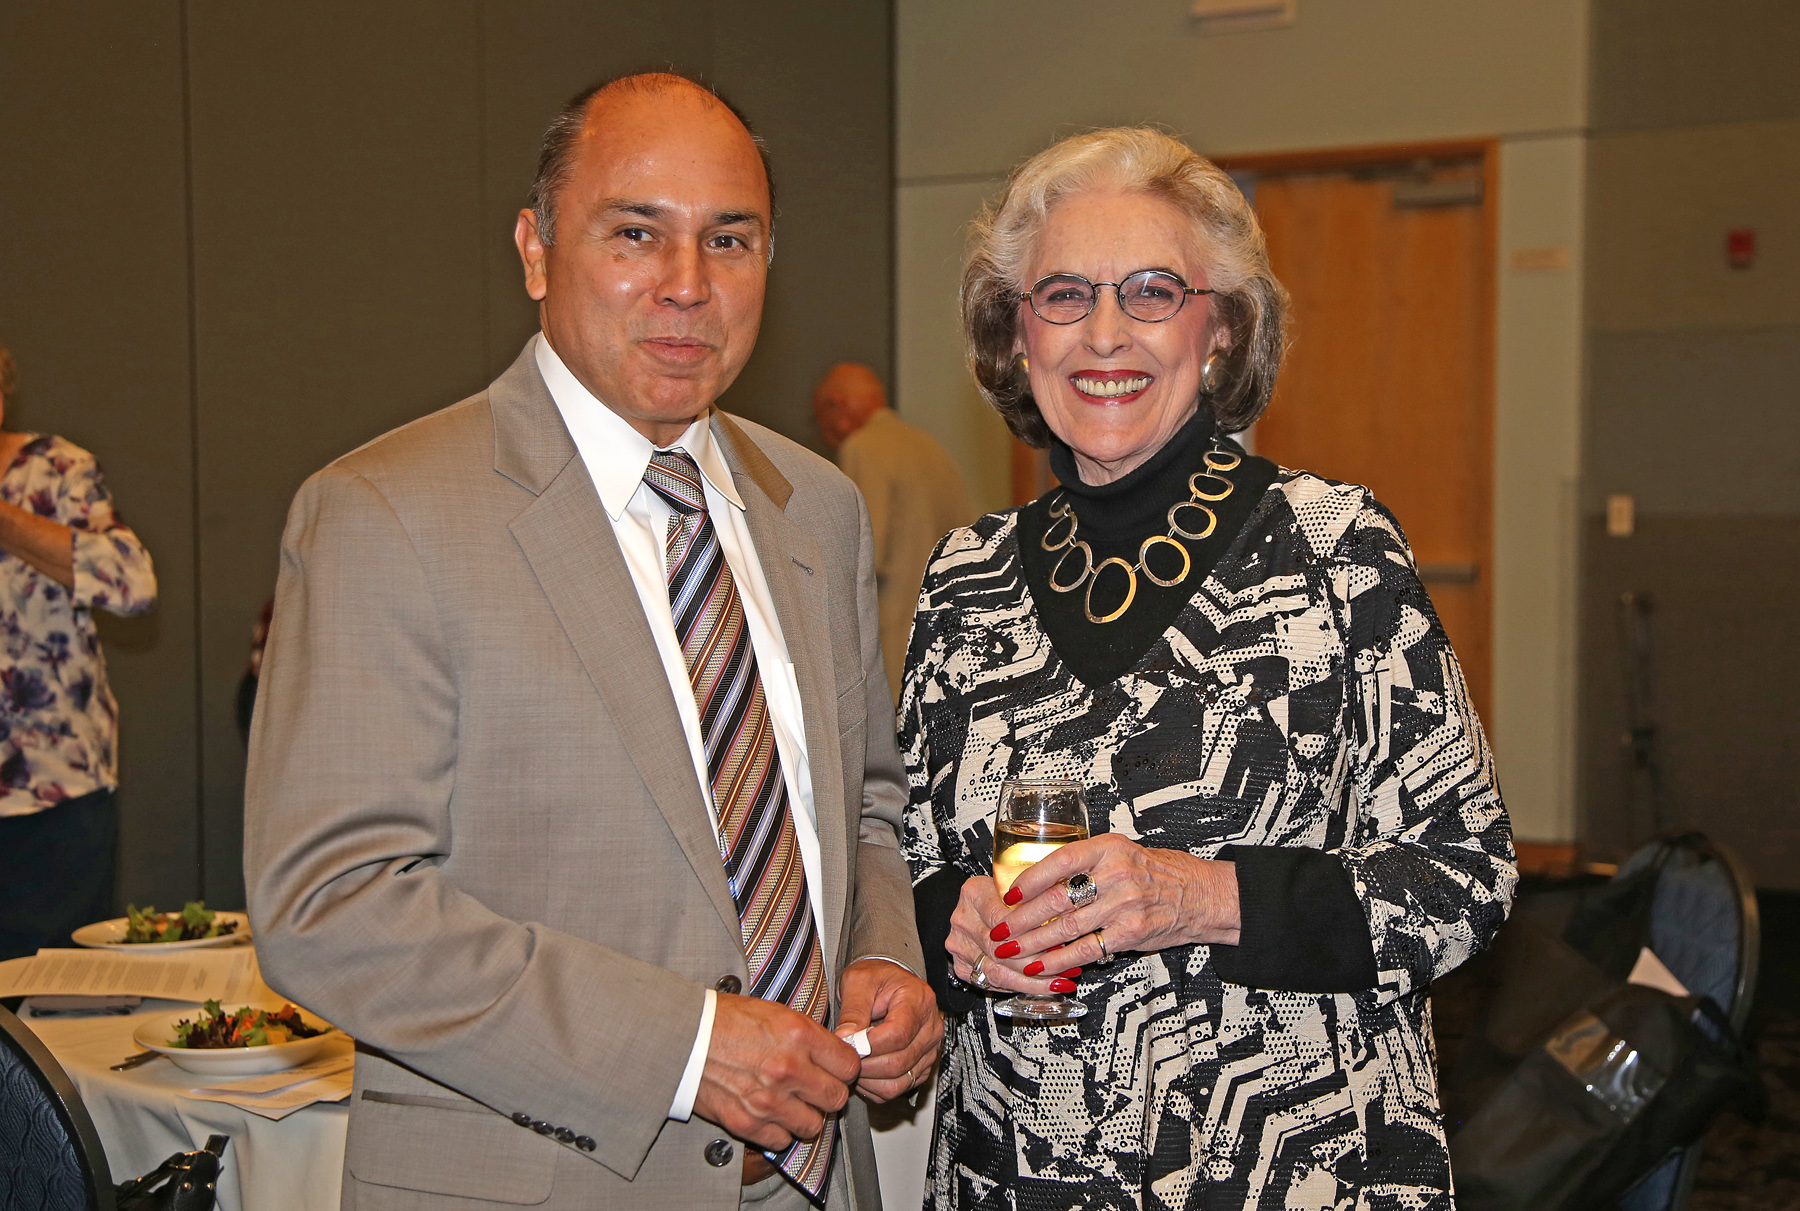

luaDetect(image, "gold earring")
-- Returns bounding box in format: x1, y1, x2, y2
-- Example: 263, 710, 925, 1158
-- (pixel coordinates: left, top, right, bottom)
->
1021, 355, 1030, 372
1200, 351, 1225, 394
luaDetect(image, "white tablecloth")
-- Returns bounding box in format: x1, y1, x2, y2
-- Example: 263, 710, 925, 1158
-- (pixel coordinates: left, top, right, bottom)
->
29, 995, 938, 1210
25, 998, 348, 1211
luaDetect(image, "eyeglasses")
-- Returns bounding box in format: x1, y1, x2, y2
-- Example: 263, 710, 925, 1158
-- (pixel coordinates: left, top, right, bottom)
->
1020, 270, 1214, 325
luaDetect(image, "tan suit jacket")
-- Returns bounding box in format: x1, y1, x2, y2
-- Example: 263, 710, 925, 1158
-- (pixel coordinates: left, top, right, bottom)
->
244, 343, 924, 1210
835, 411, 970, 704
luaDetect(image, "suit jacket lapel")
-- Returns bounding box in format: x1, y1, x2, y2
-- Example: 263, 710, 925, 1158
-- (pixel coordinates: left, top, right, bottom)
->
713, 414, 850, 964
493, 345, 739, 940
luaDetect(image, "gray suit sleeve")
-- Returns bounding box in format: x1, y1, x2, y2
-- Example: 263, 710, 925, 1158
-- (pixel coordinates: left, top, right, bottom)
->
845, 488, 927, 977
244, 465, 703, 1181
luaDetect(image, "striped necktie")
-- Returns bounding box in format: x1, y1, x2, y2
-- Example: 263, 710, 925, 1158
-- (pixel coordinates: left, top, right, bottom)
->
642, 449, 835, 1202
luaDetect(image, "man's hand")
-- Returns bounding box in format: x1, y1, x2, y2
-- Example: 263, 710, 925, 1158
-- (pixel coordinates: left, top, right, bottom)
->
693, 995, 861, 1153
834, 958, 943, 1104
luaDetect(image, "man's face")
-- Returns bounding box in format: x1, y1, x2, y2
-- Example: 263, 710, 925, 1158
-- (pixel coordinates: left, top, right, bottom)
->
515, 87, 771, 446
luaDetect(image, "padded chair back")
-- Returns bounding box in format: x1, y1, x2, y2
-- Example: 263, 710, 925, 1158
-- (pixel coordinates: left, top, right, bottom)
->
1614, 834, 1760, 1211
0, 1003, 114, 1211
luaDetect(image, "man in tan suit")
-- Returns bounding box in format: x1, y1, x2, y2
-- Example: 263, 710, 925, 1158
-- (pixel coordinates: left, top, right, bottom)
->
245, 73, 939, 1210
813, 364, 970, 703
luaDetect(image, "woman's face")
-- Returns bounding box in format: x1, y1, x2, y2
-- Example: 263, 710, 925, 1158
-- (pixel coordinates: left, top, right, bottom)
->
1017, 189, 1226, 485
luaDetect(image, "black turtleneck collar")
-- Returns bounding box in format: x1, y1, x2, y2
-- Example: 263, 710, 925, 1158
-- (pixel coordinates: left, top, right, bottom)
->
1047, 410, 1217, 539
1016, 408, 1277, 690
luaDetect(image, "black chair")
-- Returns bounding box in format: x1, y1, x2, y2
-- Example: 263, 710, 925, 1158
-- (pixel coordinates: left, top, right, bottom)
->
1615, 834, 1761, 1211
0, 1001, 115, 1211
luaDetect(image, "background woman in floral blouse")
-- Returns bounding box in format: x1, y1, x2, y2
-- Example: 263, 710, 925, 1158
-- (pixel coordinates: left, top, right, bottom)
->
0, 341, 157, 960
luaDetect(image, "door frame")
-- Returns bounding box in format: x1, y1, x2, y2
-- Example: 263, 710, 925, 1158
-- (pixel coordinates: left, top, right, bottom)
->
1216, 136, 1502, 720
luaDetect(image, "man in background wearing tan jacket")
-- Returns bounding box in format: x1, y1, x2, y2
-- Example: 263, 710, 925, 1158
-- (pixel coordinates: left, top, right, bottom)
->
246, 73, 939, 1211
813, 364, 971, 705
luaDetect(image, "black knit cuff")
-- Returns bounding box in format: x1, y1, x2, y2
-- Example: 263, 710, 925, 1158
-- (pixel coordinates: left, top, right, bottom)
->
1211, 846, 1379, 993
912, 867, 983, 1017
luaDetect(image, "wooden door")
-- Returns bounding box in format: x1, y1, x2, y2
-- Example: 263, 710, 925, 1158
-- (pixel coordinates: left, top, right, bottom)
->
1245, 151, 1495, 721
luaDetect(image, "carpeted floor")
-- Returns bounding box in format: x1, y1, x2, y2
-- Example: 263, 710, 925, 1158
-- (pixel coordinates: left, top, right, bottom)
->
1688, 889, 1800, 1210
1689, 1007, 1800, 1210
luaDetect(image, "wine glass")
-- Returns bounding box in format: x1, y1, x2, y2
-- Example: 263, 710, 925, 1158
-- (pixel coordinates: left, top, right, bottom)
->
990, 778, 1090, 1021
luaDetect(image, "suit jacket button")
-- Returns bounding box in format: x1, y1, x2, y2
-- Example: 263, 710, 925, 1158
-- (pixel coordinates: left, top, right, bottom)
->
575, 1136, 596, 1152
533, 1120, 554, 1135
554, 1128, 575, 1143
511, 1112, 532, 1127
704, 1138, 735, 1167
716, 975, 742, 995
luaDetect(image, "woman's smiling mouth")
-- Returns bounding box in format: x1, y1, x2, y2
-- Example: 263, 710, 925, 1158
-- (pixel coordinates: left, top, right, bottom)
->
1070, 372, 1153, 401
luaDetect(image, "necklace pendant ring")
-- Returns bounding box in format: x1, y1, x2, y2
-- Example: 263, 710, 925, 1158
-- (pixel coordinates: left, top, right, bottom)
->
1041, 510, 1078, 552
1188, 470, 1234, 502
1168, 500, 1217, 540
1048, 540, 1094, 592
1138, 534, 1191, 587
1085, 557, 1137, 624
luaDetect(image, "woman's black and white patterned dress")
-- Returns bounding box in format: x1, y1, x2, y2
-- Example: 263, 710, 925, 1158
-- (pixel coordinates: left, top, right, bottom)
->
899, 465, 1515, 1211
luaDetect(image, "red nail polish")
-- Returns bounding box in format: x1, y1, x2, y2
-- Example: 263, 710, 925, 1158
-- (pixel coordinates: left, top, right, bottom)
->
1023, 961, 1045, 976
1048, 943, 1064, 951
995, 941, 1020, 959
1049, 978, 1076, 993
1059, 968, 1082, 978
989, 922, 1010, 942
1003, 887, 1023, 906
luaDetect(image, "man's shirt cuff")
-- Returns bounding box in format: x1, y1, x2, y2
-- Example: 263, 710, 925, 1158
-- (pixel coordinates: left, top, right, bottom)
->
669, 988, 717, 1121
849, 954, 919, 978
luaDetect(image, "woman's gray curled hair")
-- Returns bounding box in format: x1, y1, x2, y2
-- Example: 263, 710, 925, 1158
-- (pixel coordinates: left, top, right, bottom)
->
962, 127, 1287, 446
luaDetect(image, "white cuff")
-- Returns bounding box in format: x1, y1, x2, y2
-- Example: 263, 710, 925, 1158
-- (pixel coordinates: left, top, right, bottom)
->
669, 988, 716, 1121
849, 954, 919, 979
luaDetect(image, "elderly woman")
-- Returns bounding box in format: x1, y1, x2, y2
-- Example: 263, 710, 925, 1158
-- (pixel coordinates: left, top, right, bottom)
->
900, 128, 1514, 1209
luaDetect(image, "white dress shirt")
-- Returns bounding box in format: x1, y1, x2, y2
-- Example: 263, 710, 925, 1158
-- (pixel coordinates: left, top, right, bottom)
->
534, 335, 825, 1122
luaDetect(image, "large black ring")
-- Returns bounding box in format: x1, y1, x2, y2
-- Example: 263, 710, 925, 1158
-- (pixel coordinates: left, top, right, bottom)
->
1066, 872, 1098, 908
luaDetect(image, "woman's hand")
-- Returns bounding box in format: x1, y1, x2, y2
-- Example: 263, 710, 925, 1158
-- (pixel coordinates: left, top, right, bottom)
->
945, 875, 1084, 998
987, 836, 1241, 973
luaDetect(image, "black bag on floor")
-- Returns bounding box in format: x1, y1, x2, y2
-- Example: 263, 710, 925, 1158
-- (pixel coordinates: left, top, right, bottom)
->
1445, 835, 1763, 1211
1449, 981, 1758, 1211
115, 1134, 228, 1211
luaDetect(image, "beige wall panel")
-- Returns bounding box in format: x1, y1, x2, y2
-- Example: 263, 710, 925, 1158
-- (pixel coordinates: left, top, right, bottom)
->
0, 4, 199, 907
1580, 516, 1800, 890
1587, 120, 1800, 334
186, 1, 490, 904
894, 180, 1014, 516
1493, 136, 1585, 842
710, 0, 894, 448
1586, 326, 1800, 515
897, 0, 1588, 180
1592, 0, 1800, 134
477, 0, 713, 380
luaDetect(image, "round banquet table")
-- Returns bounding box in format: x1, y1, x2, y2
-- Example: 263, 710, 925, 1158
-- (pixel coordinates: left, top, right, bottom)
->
24, 997, 349, 1211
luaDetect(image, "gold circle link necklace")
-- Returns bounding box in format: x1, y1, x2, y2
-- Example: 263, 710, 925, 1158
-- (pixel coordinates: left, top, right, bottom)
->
1040, 443, 1242, 624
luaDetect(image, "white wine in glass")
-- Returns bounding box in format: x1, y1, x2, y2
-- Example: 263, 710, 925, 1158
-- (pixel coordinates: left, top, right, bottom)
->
991, 779, 1089, 1021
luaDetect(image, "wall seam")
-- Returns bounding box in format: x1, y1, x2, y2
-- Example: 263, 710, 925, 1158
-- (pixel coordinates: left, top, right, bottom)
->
887, 0, 898, 403
177, 0, 207, 899
474, 1, 491, 377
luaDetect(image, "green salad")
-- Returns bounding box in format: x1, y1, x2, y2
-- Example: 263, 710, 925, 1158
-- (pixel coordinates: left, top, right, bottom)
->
168, 1000, 332, 1049
123, 901, 240, 943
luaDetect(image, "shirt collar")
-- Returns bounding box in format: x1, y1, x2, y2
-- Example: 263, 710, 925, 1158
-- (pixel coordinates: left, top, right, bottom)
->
534, 333, 745, 521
